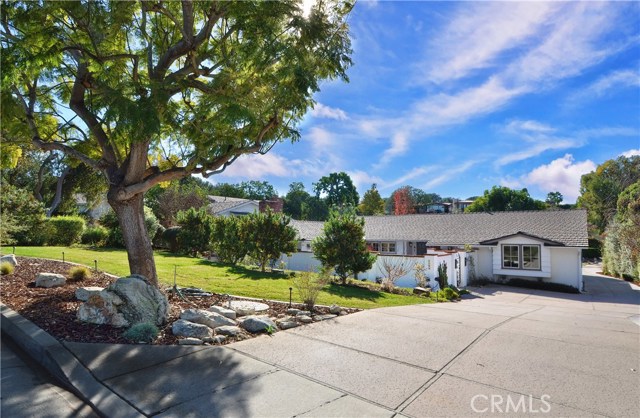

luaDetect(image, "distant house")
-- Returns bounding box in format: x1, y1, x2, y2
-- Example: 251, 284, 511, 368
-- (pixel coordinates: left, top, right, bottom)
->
208, 195, 283, 217
280, 210, 588, 291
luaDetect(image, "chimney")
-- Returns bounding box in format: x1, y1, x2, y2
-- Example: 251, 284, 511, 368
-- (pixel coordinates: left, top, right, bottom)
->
259, 196, 283, 213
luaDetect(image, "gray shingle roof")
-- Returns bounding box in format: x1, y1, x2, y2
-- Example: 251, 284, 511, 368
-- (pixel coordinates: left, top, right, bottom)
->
207, 195, 257, 215
290, 210, 588, 247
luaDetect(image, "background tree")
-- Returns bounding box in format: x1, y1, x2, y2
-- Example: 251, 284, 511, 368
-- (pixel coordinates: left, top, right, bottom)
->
313, 172, 359, 208
246, 209, 297, 272
393, 186, 415, 215
312, 209, 376, 284
211, 216, 249, 265
100, 207, 160, 249
0, 183, 47, 245
240, 180, 277, 200
578, 156, 640, 235
358, 183, 385, 215
301, 196, 330, 221
465, 186, 545, 212
209, 182, 247, 198
546, 191, 563, 207
2, 0, 353, 286
283, 181, 311, 219
176, 207, 214, 257
146, 179, 208, 227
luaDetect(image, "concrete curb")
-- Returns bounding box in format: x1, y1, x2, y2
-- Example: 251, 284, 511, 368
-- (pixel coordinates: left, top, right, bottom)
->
0, 303, 143, 418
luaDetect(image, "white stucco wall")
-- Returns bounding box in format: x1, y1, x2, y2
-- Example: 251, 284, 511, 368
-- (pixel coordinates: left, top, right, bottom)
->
550, 248, 582, 289
491, 236, 551, 279
476, 248, 493, 279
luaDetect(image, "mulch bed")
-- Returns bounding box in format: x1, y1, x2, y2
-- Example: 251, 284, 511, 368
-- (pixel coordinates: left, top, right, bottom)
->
0, 257, 358, 346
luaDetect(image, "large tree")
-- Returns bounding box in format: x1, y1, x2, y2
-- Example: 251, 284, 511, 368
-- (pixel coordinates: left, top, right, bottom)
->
466, 186, 545, 213
313, 171, 359, 208
2, 0, 352, 286
240, 180, 277, 200
283, 181, 310, 219
358, 183, 385, 215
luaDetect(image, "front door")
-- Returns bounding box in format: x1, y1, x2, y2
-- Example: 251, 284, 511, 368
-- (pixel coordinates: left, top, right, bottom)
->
417, 242, 428, 255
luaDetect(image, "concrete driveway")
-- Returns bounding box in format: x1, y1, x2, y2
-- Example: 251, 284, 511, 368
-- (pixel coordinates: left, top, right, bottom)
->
229, 266, 640, 417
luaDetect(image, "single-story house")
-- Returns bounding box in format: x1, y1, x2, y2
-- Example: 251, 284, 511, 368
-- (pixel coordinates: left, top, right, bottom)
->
280, 210, 588, 291
208, 195, 260, 216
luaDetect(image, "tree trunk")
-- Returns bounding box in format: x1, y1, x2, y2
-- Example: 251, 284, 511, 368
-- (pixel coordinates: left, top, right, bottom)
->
108, 190, 158, 286
47, 166, 71, 217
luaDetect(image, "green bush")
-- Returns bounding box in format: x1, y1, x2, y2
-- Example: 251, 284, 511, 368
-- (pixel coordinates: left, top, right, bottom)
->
211, 216, 248, 264
0, 183, 49, 245
47, 216, 86, 246
100, 207, 160, 248
68, 265, 91, 281
292, 269, 330, 312
176, 208, 214, 256
1, 262, 15, 275
443, 287, 459, 300
81, 226, 109, 246
123, 322, 159, 343
162, 227, 181, 253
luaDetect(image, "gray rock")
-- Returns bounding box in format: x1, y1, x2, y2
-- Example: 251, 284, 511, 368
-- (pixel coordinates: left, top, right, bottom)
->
207, 305, 237, 320
339, 310, 348, 316
297, 315, 313, 324
1, 254, 18, 267
35, 273, 66, 288
178, 337, 203, 346
181, 309, 236, 329
329, 304, 341, 314
205, 335, 227, 344
215, 325, 243, 337
171, 319, 212, 339
107, 275, 169, 325
240, 315, 277, 333
313, 314, 337, 322
276, 317, 299, 330
75, 286, 104, 302
77, 293, 129, 328
228, 300, 269, 317
295, 310, 311, 317
286, 308, 301, 315
413, 286, 431, 296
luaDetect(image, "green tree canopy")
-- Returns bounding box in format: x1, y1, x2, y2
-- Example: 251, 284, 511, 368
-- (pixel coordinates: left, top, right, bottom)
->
1, 0, 353, 285
465, 186, 545, 213
210, 183, 247, 198
246, 209, 297, 272
313, 172, 359, 208
546, 191, 563, 207
358, 183, 385, 215
301, 196, 329, 221
283, 181, 311, 219
240, 180, 277, 200
312, 208, 376, 284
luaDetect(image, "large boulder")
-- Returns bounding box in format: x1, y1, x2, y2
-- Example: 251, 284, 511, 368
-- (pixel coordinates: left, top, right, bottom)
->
1, 254, 18, 267
77, 292, 129, 328
240, 315, 277, 334
208, 305, 237, 320
35, 273, 66, 288
107, 275, 169, 326
75, 286, 105, 302
180, 309, 236, 329
172, 319, 212, 339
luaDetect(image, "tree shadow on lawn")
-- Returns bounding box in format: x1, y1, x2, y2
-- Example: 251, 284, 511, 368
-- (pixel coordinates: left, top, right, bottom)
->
194, 258, 290, 281
323, 282, 383, 302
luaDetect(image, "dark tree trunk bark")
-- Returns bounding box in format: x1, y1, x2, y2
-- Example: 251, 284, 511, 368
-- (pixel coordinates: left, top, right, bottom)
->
108, 189, 158, 286
46, 166, 71, 217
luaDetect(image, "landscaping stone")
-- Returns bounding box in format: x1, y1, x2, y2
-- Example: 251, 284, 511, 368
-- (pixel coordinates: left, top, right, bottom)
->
215, 325, 243, 337
413, 286, 431, 296
181, 309, 236, 329
35, 272, 66, 288
313, 314, 337, 322
107, 275, 169, 326
228, 300, 269, 317
1, 254, 18, 267
286, 308, 301, 315
178, 337, 203, 346
297, 315, 313, 324
339, 310, 348, 316
240, 315, 277, 333
276, 317, 299, 330
75, 286, 105, 302
329, 304, 342, 314
211, 335, 227, 344
172, 319, 212, 339
295, 310, 311, 317
207, 305, 237, 320
77, 293, 129, 328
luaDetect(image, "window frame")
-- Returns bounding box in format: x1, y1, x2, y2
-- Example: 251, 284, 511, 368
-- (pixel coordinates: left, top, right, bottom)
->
522, 245, 541, 270
501, 244, 541, 271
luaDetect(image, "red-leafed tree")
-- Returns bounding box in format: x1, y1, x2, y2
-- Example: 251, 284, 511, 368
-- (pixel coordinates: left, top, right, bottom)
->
393, 186, 415, 215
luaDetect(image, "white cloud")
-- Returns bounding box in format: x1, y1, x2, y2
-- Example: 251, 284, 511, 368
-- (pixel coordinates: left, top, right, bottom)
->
422, 160, 479, 190
218, 152, 291, 179
568, 69, 640, 104
622, 149, 640, 158
496, 138, 581, 167
521, 154, 596, 202
381, 166, 438, 191
347, 170, 384, 193
311, 103, 348, 121
503, 120, 556, 136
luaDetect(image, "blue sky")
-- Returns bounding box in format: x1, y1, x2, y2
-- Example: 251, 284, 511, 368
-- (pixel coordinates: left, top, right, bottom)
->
214, 0, 640, 203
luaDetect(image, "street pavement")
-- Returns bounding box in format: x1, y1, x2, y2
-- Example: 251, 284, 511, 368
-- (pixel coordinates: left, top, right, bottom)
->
1, 336, 97, 417
3, 265, 639, 417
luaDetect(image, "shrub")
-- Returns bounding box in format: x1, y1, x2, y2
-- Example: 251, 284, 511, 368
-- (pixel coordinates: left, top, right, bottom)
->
100, 207, 160, 247
292, 269, 330, 312
211, 216, 248, 264
162, 227, 181, 253
245, 209, 297, 272
47, 216, 86, 246
443, 287, 459, 300
123, 322, 159, 343
81, 226, 109, 246
68, 265, 91, 281
437, 261, 448, 289
176, 208, 214, 256
0, 184, 49, 245
1, 262, 15, 275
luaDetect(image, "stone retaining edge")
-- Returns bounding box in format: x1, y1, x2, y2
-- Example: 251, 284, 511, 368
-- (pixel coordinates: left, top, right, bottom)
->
0, 303, 144, 418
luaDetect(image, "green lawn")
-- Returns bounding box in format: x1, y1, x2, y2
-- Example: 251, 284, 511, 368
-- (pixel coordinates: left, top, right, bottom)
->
7, 246, 430, 309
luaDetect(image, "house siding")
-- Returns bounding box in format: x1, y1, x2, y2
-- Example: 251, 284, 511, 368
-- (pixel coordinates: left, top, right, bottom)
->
491, 236, 552, 279
550, 248, 582, 289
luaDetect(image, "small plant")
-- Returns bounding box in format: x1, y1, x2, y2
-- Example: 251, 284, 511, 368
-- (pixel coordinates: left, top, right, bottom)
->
68, 265, 91, 282
443, 287, 459, 300
378, 257, 411, 292
414, 263, 427, 288
265, 324, 276, 335
1, 262, 15, 275
437, 261, 448, 289
292, 268, 330, 312
123, 322, 159, 343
